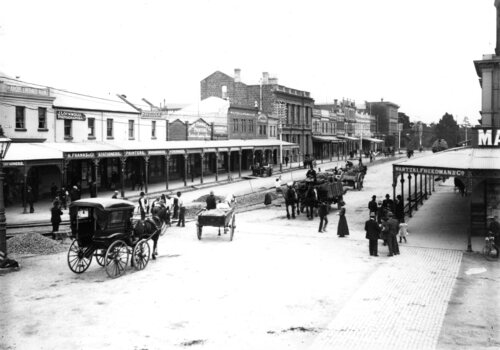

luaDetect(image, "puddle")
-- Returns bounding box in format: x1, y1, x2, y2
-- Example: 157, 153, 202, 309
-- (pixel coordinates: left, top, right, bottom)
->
465, 267, 487, 275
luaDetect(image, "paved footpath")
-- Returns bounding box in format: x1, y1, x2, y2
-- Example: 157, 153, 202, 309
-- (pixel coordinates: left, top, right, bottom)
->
309, 246, 463, 350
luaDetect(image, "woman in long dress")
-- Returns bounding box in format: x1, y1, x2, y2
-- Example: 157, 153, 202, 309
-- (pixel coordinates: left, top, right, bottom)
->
337, 207, 350, 237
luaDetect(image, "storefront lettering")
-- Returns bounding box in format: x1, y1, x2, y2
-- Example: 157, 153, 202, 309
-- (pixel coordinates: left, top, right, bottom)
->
148, 150, 166, 155
66, 152, 95, 159
125, 151, 147, 157
141, 111, 164, 119
56, 111, 86, 121
478, 129, 500, 146
2, 161, 24, 167
394, 166, 465, 176
189, 121, 210, 138
97, 152, 122, 158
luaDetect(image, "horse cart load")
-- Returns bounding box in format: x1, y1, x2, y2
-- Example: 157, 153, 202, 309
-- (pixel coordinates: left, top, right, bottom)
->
327, 164, 367, 190
196, 208, 236, 241
295, 175, 346, 210
67, 198, 160, 278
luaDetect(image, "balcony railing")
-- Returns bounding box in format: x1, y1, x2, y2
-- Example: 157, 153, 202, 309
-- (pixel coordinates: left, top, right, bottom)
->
0, 83, 50, 96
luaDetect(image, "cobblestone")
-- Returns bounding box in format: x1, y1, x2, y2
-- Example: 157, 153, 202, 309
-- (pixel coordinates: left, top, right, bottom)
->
309, 247, 463, 350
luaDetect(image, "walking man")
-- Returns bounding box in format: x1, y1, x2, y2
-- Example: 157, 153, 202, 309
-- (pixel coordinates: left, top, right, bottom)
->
365, 213, 380, 256
176, 191, 185, 227
368, 195, 378, 219
206, 191, 217, 210
27, 185, 35, 213
51, 201, 63, 240
382, 212, 400, 256
138, 191, 148, 220
318, 201, 329, 232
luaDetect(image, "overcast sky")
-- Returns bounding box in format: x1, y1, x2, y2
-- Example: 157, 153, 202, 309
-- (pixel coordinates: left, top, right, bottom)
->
0, 0, 495, 125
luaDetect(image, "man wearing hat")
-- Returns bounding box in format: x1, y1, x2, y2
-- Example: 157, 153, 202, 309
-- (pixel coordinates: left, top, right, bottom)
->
365, 212, 381, 256
382, 194, 395, 213
368, 195, 378, 220
382, 211, 400, 256
488, 215, 500, 257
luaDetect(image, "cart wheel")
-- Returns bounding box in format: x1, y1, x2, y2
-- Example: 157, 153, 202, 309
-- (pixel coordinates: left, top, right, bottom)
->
197, 224, 202, 240
132, 239, 150, 270
229, 215, 236, 241
67, 239, 93, 274
94, 249, 106, 267
105, 240, 129, 278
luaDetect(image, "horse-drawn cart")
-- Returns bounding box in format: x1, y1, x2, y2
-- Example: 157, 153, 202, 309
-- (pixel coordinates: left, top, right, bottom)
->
67, 198, 159, 278
196, 208, 236, 241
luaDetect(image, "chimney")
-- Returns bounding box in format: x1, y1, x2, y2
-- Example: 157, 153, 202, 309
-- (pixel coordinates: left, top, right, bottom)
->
262, 72, 269, 84
234, 68, 241, 83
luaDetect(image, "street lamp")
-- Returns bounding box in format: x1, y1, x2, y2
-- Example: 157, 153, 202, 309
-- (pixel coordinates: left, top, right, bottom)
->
0, 125, 14, 268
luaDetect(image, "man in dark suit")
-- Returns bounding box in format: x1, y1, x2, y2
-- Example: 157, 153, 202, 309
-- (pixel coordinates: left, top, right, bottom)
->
368, 195, 378, 220
382, 212, 400, 256
206, 191, 217, 210
365, 213, 381, 256
382, 194, 395, 213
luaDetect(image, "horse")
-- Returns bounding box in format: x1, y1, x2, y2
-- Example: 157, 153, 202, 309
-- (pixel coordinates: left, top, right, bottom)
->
304, 185, 317, 219
133, 216, 162, 260
284, 186, 298, 219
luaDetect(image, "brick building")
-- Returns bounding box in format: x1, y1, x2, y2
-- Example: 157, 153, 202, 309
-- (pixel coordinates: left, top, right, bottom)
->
366, 100, 400, 146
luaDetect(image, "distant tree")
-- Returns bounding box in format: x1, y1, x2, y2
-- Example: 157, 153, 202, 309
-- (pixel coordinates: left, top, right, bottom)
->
435, 113, 459, 147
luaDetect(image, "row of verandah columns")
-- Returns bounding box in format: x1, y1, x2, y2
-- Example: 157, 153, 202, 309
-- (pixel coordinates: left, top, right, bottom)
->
392, 167, 437, 219
61, 146, 291, 199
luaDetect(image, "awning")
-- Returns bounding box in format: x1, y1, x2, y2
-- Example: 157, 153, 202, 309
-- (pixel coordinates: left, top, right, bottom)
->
312, 136, 342, 143
337, 135, 359, 141
393, 147, 500, 176
362, 137, 384, 143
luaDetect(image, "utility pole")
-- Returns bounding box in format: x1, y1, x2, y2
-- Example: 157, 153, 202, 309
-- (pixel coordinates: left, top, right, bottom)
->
398, 123, 403, 153
273, 101, 287, 172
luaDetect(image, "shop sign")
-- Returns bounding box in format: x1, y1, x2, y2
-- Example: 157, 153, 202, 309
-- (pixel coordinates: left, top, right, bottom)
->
394, 165, 465, 177
141, 111, 164, 119
125, 150, 147, 157
66, 152, 95, 159
97, 151, 122, 158
188, 121, 210, 139
213, 125, 227, 137
148, 150, 166, 156
2, 161, 24, 167
57, 110, 86, 121
477, 128, 500, 147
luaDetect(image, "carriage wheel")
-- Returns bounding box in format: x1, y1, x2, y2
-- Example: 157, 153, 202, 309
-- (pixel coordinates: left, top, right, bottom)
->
105, 240, 129, 278
229, 215, 236, 241
67, 239, 93, 274
132, 239, 150, 270
94, 249, 106, 267
197, 224, 202, 240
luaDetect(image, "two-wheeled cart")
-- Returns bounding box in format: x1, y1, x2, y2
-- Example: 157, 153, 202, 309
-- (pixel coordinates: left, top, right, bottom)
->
196, 208, 236, 241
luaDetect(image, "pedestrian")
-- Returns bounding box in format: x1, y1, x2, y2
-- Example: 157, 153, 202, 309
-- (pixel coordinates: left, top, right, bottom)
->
381, 212, 400, 256
70, 185, 79, 203
368, 195, 378, 219
284, 183, 297, 219
138, 191, 148, 220
50, 182, 58, 200
398, 222, 409, 243
382, 194, 394, 213
176, 191, 185, 227
318, 201, 329, 232
395, 195, 405, 223
27, 185, 35, 213
51, 201, 63, 240
275, 176, 282, 194
89, 181, 97, 198
488, 216, 500, 257
376, 200, 385, 225
369, 151, 373, 163
163, 194, 172, 226
173, 193, 179, 219
206, 190, 217, 210
337, 207, 350, 237
365, 213, 380, 256
111, 191, 119, 199
284, 156, 289, 167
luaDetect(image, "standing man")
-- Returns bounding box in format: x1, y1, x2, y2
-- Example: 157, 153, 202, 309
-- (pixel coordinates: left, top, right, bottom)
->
51, 201, 63, 240
368, 195, 378, 219
382, 194, 395, 214
206, 191, 217, 210
138, 191, 148, 221
318, 201, 329, 232
176, 191, 185, 227
284, 156, 289, 167
488, 215, 500, 257
365, 213, 380, 256
395, 195, 405, 223
50, 182, 58, 201
382, 212, 400, 256
27, 185, 35, 213
89, 181, 97, 198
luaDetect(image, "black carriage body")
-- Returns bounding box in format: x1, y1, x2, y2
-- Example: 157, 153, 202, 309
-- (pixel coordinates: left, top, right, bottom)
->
69, 198, 135, 249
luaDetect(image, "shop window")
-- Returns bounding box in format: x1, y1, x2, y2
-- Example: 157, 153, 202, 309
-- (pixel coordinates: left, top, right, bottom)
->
233, 118, 238, 132
88, 118, 95, 138
38, 107, 47, 130
64, 119, 72, 139
128, 120, 134, 139
15, 106, 25, 130
241, 119, 246, 133
151, 120, 156, 139
107, 119, 113, 139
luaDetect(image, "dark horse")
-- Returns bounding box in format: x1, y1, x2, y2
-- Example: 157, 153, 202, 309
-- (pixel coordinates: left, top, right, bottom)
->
133, 207, 166, 260
304, 185, 317, 219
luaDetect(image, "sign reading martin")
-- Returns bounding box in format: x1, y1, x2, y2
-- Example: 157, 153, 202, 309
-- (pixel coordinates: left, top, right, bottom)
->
476, 128, 500, 147
394, 165, 465, 177
57, 111, 86, 121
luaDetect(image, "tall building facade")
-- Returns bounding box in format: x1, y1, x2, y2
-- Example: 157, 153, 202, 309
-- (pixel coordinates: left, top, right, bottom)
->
366, 100, 400, 146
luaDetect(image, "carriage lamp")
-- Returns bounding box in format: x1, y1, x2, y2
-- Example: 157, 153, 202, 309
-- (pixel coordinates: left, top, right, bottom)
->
0, 125, 15, 268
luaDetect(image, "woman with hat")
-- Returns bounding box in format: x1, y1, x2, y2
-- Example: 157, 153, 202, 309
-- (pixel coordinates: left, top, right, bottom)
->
337, 207, 350, 238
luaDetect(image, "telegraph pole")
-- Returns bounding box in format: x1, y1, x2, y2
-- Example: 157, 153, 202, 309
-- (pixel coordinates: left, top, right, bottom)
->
273, 101, 287, 172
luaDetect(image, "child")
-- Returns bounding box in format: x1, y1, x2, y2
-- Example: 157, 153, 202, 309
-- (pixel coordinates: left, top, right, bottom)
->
398, 222, 409, 243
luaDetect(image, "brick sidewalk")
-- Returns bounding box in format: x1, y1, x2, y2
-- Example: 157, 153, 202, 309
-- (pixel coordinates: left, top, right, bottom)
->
309, 246, 463, 350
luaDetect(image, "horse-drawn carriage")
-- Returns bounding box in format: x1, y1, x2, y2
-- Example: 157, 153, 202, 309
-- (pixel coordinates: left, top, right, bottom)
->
252, 164, 273, 177
295, 173, 346, 212
327, 163, 367, 190
196, 208, 236, 241
67, 198, 160, 278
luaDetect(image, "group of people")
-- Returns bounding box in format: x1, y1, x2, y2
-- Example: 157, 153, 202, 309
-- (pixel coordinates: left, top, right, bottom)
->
365, 193, 407, 257
50, 184, 82, 240
138, 191, 185, 227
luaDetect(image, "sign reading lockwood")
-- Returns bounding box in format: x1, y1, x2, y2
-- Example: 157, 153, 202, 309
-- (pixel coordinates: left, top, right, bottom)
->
394, 165, 465, 176
56, 111, 86, 121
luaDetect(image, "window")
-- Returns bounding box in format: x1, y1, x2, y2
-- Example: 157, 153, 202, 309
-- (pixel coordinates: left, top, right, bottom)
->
107, 119, 113, 138
64, 119, 72, 138
241, 119, 246, 133
233, 118, 238, 132
88, 118, 95, 138
249, 120, 254, 133
38, 107, 47, 129
128, 120, 134, 139
151, 120, 156, 138
15, 106, 25, 129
